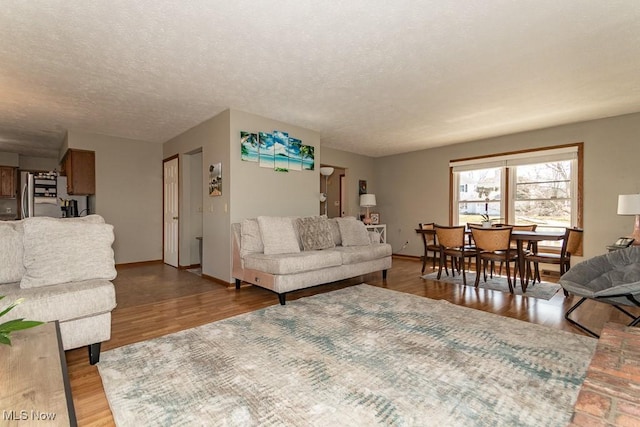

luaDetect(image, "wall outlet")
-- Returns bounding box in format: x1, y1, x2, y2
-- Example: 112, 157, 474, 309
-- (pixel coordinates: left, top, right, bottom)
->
5, 207, 11, 213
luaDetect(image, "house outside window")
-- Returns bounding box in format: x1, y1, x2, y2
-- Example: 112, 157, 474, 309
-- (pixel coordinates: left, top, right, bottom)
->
450, 144, 583, 249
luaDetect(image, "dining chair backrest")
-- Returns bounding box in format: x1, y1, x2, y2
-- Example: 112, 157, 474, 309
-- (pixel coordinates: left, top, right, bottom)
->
563, 228, 584, 257
419, 222, 436, 245
470, 226, 513, 252
434, 225, 465, 249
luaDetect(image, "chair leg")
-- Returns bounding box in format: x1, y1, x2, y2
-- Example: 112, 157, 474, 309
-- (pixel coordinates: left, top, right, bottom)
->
436, 250, 444, 280
474, 255, 481, 287
505, 261, 513, 293
565, 297, 600, 338
461, 257, 467, 286
421, 253, 427, 274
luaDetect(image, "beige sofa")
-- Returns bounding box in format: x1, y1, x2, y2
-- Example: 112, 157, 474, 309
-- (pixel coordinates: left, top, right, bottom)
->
232, 216, 392, 304
0, 215, 117, 364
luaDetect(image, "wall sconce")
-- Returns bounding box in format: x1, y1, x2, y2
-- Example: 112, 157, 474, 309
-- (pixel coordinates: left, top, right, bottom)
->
319, 167, 334, 216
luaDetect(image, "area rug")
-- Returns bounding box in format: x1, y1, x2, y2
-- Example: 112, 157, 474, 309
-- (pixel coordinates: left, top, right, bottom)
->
421, 271, 561, 300
98, 284, 595, 426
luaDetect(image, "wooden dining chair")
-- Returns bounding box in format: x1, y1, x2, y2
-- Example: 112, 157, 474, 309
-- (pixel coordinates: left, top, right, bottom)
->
470, 226, 519, 293
525, 227, 584, 296
496, 224, 537, 277
434, 225, 477, 286
418, 223, 443, 274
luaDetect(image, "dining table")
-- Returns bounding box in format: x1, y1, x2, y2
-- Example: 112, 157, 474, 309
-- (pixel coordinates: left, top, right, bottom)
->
415, 227, 566, 292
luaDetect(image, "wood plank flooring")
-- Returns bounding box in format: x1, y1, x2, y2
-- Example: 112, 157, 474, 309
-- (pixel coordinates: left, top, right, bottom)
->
65, 257, 635, 426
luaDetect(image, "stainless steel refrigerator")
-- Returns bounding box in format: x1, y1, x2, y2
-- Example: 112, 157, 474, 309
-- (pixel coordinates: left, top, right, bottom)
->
20, 172, 88, 218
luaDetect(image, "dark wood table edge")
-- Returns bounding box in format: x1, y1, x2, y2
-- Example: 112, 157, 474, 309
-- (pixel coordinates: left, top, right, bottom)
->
54, 321, 78, 427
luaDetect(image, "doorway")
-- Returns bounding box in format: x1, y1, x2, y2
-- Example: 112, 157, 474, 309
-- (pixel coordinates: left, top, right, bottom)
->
163, 155, 179, 267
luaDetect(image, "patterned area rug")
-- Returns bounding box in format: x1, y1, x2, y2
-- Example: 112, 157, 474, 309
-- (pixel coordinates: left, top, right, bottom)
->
421, 271, 561, 300
98, 285, 595, 426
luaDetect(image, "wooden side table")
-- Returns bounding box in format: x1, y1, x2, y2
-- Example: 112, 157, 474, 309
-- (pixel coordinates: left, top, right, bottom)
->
0, 321, 76, 426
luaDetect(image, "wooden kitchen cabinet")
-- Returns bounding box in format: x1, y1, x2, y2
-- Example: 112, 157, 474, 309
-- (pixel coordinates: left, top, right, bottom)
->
0, 166, 17, 198
60, 149, 95, 195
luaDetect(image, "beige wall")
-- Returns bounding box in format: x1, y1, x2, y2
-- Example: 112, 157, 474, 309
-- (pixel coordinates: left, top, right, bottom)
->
320, 148, 377, 218
66, 131, 163, 264
18, 155, 58, 171
164, 110, 231, 279
375, 112, 640, 259
163, 109, 321, 282
229, 109, 321, 222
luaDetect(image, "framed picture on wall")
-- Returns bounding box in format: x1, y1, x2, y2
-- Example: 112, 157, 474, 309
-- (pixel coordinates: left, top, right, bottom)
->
209, 163, 222, 196
359, 180, 367, 195
370, 212, 380, 225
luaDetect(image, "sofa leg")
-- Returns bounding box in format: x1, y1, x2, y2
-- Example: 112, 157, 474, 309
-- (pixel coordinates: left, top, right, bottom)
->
235, 279, 241, 290
88, 342, 101, 365
278, 293, 286, 305
382, 269, 388, 280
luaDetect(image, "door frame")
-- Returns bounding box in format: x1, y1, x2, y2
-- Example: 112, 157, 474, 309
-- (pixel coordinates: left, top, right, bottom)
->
163, 154, 179, 266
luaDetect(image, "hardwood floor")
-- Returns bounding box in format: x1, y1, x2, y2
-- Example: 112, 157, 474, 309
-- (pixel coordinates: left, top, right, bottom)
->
66, 257, 635, 426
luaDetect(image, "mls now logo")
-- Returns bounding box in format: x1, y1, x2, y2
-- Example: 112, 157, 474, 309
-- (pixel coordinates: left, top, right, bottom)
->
3, 410, 56, 421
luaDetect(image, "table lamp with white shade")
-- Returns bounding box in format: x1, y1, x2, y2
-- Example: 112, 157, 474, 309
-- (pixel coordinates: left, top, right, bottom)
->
360, 193, 376, 224
617, 194, 640, 245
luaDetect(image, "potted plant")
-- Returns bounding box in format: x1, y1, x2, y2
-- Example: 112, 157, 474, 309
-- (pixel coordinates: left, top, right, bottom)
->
0, 296, 43, 346
480, 213, 492, 228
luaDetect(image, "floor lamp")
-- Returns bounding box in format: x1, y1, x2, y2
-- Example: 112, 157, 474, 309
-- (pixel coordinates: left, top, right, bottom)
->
618, 194, 640, 245
320, 167, 334, 216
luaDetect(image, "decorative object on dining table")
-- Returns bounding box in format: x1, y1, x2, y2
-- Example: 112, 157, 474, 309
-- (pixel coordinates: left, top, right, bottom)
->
617, 193, 640, 245
480, 213, 492, 228
0, 296, 43, 346
360, 193, 376, 224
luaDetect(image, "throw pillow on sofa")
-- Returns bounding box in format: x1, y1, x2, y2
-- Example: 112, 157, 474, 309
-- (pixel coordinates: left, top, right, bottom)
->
240, 218, 264, 257
336, 218, 371, 247
295, 216, 335, 251
20, 217, 117, 289
257, 216, 301, 255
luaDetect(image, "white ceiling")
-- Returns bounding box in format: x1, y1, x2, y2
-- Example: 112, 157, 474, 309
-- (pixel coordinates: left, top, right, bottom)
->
1, 1, 639, 159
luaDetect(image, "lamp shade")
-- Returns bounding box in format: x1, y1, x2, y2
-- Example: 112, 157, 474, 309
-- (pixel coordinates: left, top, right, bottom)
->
617, 194, 640, 215
360, 194, 377, 207
319, 167, 334, 177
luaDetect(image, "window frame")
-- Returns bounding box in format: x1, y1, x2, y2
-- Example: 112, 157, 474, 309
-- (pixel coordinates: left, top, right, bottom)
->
449, 143, 584, 253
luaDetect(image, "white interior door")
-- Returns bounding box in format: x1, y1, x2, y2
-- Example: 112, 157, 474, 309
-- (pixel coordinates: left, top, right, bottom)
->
163, 157, 179, 267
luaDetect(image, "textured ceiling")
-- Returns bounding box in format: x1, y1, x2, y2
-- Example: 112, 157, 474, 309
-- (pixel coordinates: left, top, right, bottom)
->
1, 1, 639, 159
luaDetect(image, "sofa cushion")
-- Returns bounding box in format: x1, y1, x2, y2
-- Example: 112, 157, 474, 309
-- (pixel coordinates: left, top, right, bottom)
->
333, 243, 393, 265
257, 216, 301, 255
243, 250, 342, 275
20, 217, 117, 289
0, 222, 25, 284
336, 218, 371, 247
327, 218, 342, 246
295, 216, 335, 251
0, 279, 116, 323
240, 218, 264, 257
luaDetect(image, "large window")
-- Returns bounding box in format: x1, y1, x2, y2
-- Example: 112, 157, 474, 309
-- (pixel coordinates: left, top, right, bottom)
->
451, 144, 583, 241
